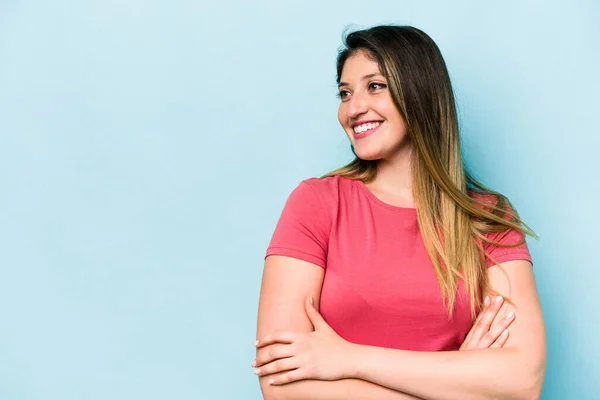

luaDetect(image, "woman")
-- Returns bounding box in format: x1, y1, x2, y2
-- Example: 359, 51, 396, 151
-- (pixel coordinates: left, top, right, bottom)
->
254, 25, 546, 400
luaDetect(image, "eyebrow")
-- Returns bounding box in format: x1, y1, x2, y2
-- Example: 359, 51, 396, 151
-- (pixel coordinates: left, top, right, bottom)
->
338, 73, 384, 88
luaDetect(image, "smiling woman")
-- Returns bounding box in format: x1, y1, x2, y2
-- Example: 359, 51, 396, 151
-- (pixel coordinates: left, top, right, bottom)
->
255, 25, 546, 400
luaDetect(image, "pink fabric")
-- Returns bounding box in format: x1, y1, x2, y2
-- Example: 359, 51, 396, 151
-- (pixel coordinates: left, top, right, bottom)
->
265, 175, 532, 351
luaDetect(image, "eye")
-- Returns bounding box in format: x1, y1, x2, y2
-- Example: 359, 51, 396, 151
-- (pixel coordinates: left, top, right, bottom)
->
337, 90, 351, 100
369, 82, 387, 91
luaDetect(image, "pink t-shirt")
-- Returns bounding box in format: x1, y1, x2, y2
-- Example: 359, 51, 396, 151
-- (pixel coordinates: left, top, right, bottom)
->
265, 175, 532, 351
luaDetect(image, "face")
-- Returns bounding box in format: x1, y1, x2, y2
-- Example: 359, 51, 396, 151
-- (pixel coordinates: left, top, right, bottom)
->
337, 50, 410, 161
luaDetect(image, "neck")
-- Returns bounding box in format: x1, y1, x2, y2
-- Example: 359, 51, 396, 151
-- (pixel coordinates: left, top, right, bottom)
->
372, 144, 413, 195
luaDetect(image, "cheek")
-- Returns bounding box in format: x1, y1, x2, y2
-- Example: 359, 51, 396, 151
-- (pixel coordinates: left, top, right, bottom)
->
337, 103, 353, 129
385, 107, 407, 132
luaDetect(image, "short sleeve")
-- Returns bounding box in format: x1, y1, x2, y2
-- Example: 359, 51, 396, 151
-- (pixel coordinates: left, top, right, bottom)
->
265, 180, 331, 269
483, 226, 533, 268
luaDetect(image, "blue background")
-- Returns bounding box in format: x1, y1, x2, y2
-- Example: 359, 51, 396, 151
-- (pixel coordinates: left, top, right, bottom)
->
1, 1, 598, 399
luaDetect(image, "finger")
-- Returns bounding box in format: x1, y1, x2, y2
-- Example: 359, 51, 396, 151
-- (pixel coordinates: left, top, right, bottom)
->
470, 296, 505, 344
267, 368, 307, 386
462, 296, 491, 349
255, 356, 299, 378
258, 371, 289, 386
461, 326, 477, 350
256, 330, 297, 348
255, 344, 296, 368
461, 296, 491, 350
477, 295, 492, 323
460, 327, 476, 350
480, 311, 515, 348
460, 327, 474, 350
482, 296, 505, 330
490, 329, 510, 348
305, 296, 327, 330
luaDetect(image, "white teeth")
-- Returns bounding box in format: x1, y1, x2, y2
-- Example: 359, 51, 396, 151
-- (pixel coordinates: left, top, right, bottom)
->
353, 122, 381, 133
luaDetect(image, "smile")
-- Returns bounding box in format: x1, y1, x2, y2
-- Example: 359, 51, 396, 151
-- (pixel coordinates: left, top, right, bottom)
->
353, 122, 382, 139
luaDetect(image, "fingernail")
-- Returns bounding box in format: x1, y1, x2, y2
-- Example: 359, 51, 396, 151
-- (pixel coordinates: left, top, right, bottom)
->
254, 368, 261, 375
268, 379, 275, 385
505, 312, 515, 320
484, 296, 490, 305
502, 329, 509, 336
254, 340, 259, 346
251, 360, 256, 367
495, 296, 503, 304
309, 296, 313, 305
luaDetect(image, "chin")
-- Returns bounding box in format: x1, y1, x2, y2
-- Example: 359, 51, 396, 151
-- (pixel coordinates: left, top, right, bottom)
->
355, 149, 384, 161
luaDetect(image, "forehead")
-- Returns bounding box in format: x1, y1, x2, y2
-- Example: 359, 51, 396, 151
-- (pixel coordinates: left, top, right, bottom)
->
340, 50, 383, 81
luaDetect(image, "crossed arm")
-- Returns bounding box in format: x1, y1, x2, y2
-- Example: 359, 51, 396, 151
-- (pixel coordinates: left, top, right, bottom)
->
255, 256, 546, 400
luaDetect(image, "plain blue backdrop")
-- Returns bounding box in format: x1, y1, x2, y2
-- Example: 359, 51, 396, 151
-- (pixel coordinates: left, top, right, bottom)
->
0, 0, 598, 399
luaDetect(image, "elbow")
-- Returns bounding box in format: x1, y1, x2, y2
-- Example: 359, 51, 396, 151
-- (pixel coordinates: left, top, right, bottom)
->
491, 347, 546, 400
498, 376, 543, 400
512, 360, 546, 400
521, 373, 545, 400
502, 342, 546, 400
507, 381, 541, 400
514, 380, 543, 400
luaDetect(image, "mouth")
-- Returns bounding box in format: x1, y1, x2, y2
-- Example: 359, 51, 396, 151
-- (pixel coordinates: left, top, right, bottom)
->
353, 121, 383, 139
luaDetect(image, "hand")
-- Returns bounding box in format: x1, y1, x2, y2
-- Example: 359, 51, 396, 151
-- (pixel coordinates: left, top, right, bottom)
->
459, 295, 515, 350
252, 296, 352, 385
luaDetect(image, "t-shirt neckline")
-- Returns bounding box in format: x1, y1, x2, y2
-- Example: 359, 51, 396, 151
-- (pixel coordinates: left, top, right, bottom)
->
354, 179, 417, 214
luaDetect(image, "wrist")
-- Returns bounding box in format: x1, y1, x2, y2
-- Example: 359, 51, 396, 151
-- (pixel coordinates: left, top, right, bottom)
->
343, 341, 364, 379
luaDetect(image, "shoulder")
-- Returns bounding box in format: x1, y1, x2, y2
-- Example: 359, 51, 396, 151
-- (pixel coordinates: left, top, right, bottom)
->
469, 191, 516, 217
301, 174, 348, 191
278, 175, 353, 227
297, 175, 354, 206
469, 191, 501, 208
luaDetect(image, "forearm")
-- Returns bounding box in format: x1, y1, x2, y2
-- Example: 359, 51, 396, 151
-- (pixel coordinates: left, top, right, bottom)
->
349, 346, 545, 400
259, 376, 423, 400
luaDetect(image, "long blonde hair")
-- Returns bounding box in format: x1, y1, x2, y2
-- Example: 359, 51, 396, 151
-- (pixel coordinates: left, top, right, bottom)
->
323, 25, 537, 316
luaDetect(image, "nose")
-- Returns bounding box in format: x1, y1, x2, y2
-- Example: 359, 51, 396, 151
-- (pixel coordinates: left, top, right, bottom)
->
346, 93, 369, 119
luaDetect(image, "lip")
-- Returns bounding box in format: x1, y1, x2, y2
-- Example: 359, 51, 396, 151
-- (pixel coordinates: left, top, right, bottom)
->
353, 122, 383, 140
